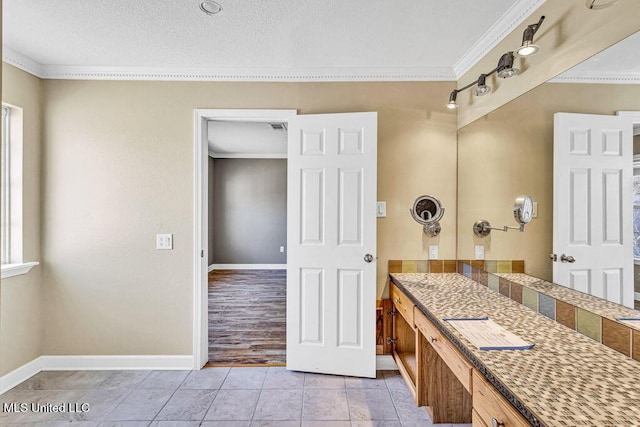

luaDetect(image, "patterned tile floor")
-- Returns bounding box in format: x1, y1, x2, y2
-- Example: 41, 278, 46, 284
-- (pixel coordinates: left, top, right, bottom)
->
0, 368, 471, 426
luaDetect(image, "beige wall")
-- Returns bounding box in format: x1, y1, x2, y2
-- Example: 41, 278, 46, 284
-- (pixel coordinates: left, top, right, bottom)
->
458, 82, 640, 281
41, 79, 457, 355
1, 64, 43, 375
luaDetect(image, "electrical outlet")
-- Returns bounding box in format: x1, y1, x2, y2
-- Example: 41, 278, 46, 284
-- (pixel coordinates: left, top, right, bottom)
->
280, 246, 285, 253
429, 245, 439, 260
156, 234, 173, 250
376, 201, 387, 218
475, 245, 485, 260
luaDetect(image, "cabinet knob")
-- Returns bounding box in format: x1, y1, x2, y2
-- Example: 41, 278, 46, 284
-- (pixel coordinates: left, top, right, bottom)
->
491, 418, 505, 427
428, 336, 436, 343
395, 298, 401, 303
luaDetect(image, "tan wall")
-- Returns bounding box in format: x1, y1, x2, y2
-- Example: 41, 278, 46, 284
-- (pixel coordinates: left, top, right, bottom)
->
1, 64, 43, 375
41, 79, 457, 355
458, 82, 640, 281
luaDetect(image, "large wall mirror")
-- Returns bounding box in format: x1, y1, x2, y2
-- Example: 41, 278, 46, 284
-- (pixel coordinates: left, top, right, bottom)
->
457, 30, 640, 308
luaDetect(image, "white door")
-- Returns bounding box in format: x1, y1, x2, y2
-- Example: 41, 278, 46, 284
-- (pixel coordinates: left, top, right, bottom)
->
553, 112, 634, 307
286, 112, 377, 378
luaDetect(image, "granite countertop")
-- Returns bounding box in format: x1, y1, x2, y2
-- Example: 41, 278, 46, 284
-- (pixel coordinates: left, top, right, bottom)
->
390, 272, 640, 427
497, 273, 640, 329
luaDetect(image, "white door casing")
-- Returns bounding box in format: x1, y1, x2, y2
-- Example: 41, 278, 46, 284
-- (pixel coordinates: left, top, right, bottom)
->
287, 112, 377, 378
553, 112, 634, 308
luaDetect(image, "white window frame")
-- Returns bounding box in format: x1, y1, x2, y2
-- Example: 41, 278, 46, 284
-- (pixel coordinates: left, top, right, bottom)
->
1, 103, 38, 278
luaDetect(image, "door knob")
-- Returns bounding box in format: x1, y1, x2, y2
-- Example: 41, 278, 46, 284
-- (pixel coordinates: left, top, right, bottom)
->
364, 254, 374, 263
549, 253, 557, 262
560, 254, 575, 263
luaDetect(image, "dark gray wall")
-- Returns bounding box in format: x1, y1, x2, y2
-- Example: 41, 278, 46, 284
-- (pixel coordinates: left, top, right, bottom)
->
210, 158, 286, 264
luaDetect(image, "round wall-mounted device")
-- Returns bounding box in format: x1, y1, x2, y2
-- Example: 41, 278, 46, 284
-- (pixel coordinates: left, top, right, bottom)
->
410, 195, 444, 237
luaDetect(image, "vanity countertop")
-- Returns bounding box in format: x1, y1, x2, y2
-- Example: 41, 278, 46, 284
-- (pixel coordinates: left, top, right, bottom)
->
496, 272, 640, 326
390, 272, 640, 426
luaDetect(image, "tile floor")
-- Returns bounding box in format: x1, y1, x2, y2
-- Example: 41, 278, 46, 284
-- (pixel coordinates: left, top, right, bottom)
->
0, 368, 472, 426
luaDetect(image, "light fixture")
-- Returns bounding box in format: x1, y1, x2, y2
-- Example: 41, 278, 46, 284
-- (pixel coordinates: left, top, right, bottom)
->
474, 74, 492, 96
443, 16, 545, 109
514, 16, 545, 57
446, 90, 458, 109
200, 0, 222, 15
496, 52, 520, 78
585, 0, 618, 10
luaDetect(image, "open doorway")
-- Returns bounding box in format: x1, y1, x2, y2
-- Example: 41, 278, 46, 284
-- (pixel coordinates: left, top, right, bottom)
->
207, 120, 288, 364
204, 113, 296, 366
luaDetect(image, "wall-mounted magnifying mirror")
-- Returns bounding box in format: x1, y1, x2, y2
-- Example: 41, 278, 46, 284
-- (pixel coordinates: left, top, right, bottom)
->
473, 195, 534, 237
410, 195, 444, 237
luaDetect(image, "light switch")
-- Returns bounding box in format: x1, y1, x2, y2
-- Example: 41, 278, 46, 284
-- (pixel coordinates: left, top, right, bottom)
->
157, 234, 173, 250
377, 201, 387, 218
475, 245, 485, 260
533, 202, 538, 218
429, 245, 439, 259
280, 246, 285, 253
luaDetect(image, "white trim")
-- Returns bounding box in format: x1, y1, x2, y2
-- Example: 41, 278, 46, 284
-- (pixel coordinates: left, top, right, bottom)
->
1, 50, 455, 81
1, 261, 39, 279
0, 355, 194, 394
0, 357, 42, 395
2, 47, 45, 78
453, 0, 547, 78
635, 292, 640, 301
194, 109, 298, 371
375, 355, 397, 371
549, 73, 640, 84
209, 151, 287, 159
210, 264, 287, 270
40, 355, 194, 371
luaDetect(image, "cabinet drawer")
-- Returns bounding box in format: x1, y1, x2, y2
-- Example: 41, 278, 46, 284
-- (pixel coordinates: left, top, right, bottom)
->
391, 283, 415, 326
414, 309, 473, 392
472, 370, 528, 427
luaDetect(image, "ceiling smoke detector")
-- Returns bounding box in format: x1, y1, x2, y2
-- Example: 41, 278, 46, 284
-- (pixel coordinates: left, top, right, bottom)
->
200, 1, 222, 15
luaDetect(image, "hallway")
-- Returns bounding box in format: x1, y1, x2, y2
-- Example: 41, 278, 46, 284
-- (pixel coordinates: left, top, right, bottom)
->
208, 270, 286, 365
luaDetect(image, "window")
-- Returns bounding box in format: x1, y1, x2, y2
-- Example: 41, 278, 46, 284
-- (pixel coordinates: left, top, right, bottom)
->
0, 103, 38, 278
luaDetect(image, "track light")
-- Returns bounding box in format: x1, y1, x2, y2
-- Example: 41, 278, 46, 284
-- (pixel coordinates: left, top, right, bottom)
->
446, 91, 458, 109
497, 52, 519, 78
443, 16, 545, 109
474, 74, 491, 96
514, 16, 545, 57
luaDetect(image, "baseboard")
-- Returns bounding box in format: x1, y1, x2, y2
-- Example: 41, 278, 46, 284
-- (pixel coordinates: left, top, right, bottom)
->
40, 355, 194, 371
210, 264, 286, 270
376, 355, 397, 371
635, 292, 640, 301
0, 357, 42, 395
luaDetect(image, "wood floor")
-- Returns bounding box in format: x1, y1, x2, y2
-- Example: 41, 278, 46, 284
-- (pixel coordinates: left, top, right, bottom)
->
208, 270, 286, 365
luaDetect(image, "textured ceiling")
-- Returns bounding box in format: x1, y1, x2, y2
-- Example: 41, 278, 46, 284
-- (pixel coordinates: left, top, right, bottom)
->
3, 0, 527, 80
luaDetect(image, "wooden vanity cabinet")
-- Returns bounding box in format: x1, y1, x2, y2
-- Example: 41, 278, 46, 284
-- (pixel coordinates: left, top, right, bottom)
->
389, 283, 421, 403
472, 370, 528, 427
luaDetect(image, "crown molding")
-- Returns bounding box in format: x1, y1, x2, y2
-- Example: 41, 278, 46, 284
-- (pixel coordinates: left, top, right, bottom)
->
549, 72, 640, 84
2, 47, 45, 77
2, 49, 456, 82
453, 0, 547, 78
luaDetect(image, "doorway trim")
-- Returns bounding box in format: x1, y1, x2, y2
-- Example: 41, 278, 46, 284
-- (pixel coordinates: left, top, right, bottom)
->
192, 109, 298, 369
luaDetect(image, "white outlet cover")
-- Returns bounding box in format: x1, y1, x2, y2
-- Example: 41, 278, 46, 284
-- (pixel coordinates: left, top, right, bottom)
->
376, 201, 386, 218
475, 245, 485, 260
157, 233, 173, 250
429, 245, 439, 260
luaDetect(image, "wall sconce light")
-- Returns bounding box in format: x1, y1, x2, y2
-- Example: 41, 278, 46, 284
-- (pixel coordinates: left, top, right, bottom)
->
445, 16, 545, 109
514, 16, 545, 57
